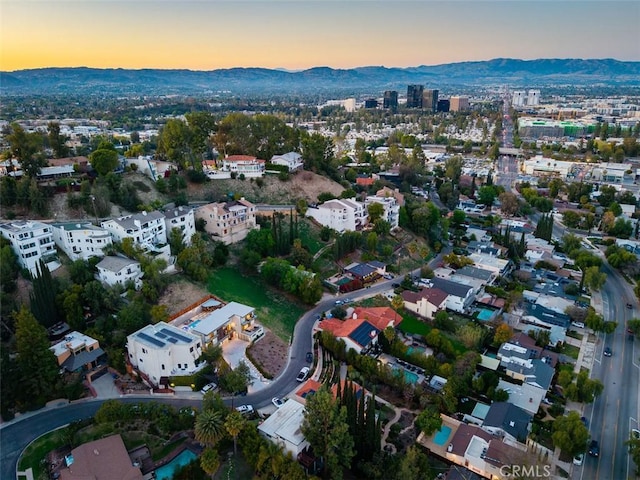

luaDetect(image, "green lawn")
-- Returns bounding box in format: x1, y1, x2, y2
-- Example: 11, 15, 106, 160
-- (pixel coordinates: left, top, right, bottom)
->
18, 429, 64, 479
566, 330, 584, 341
397, 312, 468, 356
208, 267, 306, 341
298, 219, 325, 255
560, 343, 581, 360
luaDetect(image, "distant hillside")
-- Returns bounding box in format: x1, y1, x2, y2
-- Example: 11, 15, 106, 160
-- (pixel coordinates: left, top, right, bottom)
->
1, 58, 638, 96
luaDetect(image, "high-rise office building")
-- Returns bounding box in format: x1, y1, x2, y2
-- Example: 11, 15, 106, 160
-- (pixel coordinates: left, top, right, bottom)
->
364, 98, 378, 109
437, 99, 450, 113
406, 85, 424, 108
383, 90, 398, 109
527, 90, 540, 106
512, 91, 526, 107
423, 89, 439, 113
450, 96, 470, 112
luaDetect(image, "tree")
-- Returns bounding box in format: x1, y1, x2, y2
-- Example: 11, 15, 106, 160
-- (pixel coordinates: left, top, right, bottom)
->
30, 260, 62, 328
195, 409, 225, 447
224, 410, 246, 455
391, 295, 404, 311
552, 411, 590, 456
415, 406, 442, 436
584, 266, 606, 291
6, 123, 45, 178
444, 156, 463, 184
48, 121, 68, 158
498, 191, 519, 216
493, 323, 513, 346
200, 447, 220, 477
157, 119, 191, 168
169, 227, 185, 256
302, 385, 354, 480
90, 144, 119, 176
477, 185, 497, 206
367, 202, 384, 223
14, 306, 60, 409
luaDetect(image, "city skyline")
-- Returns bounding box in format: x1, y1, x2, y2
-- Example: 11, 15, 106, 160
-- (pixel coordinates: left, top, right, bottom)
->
1, 0, 639, 72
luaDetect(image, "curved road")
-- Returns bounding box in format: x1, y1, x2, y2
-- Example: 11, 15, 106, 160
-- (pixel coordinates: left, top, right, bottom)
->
0, 264, 440, 480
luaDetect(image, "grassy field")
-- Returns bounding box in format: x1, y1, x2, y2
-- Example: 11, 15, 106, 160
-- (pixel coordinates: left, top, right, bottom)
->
18, 429, 63, 479
397, 312, 468, 356
560, 343, 581, 360
208, 267, 306, 341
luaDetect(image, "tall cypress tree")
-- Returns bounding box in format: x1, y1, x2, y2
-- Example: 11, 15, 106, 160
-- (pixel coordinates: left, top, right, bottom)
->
29, 259, 62, 328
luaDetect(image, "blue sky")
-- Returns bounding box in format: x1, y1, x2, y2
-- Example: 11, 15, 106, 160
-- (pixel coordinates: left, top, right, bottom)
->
1, 1, 638, 70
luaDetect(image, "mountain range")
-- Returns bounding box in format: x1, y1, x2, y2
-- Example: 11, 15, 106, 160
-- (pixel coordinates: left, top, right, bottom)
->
1, 58, 639, 96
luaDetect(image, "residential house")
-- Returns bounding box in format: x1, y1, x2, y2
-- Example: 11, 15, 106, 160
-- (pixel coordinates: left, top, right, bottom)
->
497, 379, 546, 415
481, 402, 532, 443
427, 277, 475, 314
351, 306, 403, 330
317, 317, 381, 354
270, 152, 304, 172
58, 434, 143, 480
125, 156, 175, 181
51, 222, 113, 261
50, 331, 105, 373
187, 301, 261, 347
306, 198, 367, 232
468, 252, 513, 277
375, 186, 405, 207
401, 287, 448, 320
163, 205, 196, 246
195, 198, 258, 244
126, 321, 203, 387
497, 342, 555, 391
258, 399, 310, 456
465, 226, 491, 243
96, 256, 143, 289
364, 193, 400, 229
0, 220, 59, 275
344, 261, 386, 283
222, 155, 266, 178
101, 211, 167, 249
418, 418, 538, 480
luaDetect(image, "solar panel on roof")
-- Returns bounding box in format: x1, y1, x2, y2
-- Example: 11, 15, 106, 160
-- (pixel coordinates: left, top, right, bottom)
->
348, 321, 379, 348
155, 331, 167, 339
166, 337, 178, 344
137, 332, 165, 348
160, 328, 193, 343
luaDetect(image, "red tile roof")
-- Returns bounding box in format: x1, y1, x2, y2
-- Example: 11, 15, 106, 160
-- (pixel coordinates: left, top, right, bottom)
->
352, 307, 402, 330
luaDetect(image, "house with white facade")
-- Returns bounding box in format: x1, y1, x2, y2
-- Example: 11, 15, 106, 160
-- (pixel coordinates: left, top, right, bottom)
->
306, 198, 367, 233
186, 301, 262, 347
401, 287, 448, 320
96, 256, 143, 289
270, 152, 304, 172
163, 206, 196, 246
125, 156, 175, 181
469, 252, 513, 277
51, 222, 113, 261
50, 331, 105, 373
195, 198, 258, 244
427, 277, 475, 314
0, 220, 59, 275
258, 399, 310, 456
364, 194, 400, 229
126, 322, 203, 387
221, 155, 266, 178
101, 211, 167, 249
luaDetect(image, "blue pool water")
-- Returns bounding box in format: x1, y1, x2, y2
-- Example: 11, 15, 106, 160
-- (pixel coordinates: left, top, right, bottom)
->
477, 308, 495, 321
407, 346, 426, 356
154, 449, 198, 480
433, 425, 452, 446
394, 367, 419, 384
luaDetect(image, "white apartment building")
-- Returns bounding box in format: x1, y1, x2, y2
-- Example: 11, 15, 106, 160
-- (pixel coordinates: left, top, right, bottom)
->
101, 211, 167, 248
306, 198, 367, 233
51, 222, 113, 261
0, 220, 58, 275
270, 152, 304, 172
126, 322, 203, 387
527, 89, 540, 106
221, 155, 266, 178
96, 256, 143, 289
195, 198, 258, 245
163, 206, 196, 246
364, 194, 400, 229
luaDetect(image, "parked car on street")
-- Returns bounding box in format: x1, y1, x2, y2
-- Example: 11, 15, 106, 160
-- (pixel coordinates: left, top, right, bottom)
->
200, 383, 217, 394
588, 440, 599, 457
296, 366, 310, 382
272, 397, 284, 408
573, 453, 584, 466
235, 404, 254, 415
604, 347, 612, 357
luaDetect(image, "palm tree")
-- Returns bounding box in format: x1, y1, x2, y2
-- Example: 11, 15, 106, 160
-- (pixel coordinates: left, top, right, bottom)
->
224, 410, 246, 455
199, 446, 220, 478
195, 409, 224, 447
256, 441, 285, 478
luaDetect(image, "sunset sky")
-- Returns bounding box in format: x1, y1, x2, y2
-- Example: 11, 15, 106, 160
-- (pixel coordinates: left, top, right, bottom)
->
1, 0, 639, 71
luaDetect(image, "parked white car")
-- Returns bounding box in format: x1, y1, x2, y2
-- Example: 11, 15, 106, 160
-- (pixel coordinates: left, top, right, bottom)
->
296, 366, 310, 382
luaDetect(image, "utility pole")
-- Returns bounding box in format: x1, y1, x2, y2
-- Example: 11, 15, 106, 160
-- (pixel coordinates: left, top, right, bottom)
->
90, 195, 99, 226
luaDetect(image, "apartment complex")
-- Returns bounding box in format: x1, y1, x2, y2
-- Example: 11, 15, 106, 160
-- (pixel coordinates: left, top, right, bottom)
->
383, 90, 398, 109
306, 198, 367, 233
450, 96, 470, 112
101, 211, 167, 248
163, 206, 196, 246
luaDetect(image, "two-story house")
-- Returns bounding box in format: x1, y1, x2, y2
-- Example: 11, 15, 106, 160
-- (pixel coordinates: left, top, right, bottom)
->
50, 331, 105, 373
306, 198, 367, 233
221, 155, 266, 178
126, 322, 203, 387
364, 194, 400, 229
195, 198, 258, 244
0, 220, 58, 275
96, 256, 143, 289
427, 277, 475, 314
51, 222, 113, 261
401, 287, 448, 320
270, 152, 304, 172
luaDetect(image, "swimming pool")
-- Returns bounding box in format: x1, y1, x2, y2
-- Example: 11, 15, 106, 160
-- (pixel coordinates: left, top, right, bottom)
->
154, 449, 198, 480
433, 425, 452, 446
476, 308, 495, 321
407, 346, 426, 356
394, 367, 419, 384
